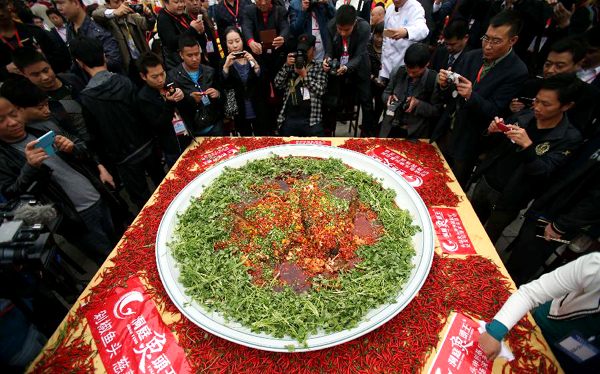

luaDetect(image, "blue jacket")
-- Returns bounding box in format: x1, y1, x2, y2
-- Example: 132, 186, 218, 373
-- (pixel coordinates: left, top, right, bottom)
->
288, 0, 335, 52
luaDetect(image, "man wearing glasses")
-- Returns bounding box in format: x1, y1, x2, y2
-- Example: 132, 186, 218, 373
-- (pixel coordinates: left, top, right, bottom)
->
430, 10, 528, 188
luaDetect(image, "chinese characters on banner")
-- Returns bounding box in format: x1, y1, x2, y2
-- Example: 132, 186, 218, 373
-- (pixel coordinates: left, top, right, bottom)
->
429, 207, 476, 255
366, 146, 432, 188
288, 140, 332, 146
427, 312, 492, 374
198, 144, 239, 169
85, 276, 191, 374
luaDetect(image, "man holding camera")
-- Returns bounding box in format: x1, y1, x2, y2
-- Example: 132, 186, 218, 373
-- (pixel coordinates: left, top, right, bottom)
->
275, 33, 328, 136
431, 10, 528, 188
92, 0, 155, 85
288, 0, 336, 63
323, 5, 374, 136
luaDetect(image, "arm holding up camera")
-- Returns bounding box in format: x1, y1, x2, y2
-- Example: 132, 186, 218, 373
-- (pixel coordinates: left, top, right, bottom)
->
275, 53, 297, 90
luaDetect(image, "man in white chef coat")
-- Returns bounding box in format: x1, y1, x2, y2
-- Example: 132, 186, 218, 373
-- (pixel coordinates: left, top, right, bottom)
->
379, 0, 429, 81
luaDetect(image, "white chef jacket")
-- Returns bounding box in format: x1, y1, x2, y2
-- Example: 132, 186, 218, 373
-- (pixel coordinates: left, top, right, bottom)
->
379, 0, 429, 79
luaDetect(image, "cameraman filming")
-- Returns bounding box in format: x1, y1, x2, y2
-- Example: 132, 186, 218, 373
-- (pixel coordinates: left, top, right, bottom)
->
274, 33, 328, 136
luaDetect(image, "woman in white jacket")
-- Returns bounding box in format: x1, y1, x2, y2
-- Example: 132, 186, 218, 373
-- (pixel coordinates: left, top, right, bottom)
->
479, 252, 600, 373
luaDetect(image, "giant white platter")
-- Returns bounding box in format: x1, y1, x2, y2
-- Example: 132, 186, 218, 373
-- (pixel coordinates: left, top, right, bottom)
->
156, 145, 434, 352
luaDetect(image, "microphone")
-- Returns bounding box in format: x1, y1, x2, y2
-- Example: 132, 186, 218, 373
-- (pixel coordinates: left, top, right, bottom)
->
13, 204, 57, 226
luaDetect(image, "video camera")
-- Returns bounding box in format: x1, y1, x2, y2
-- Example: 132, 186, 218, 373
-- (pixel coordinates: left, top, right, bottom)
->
0, 197, 57, 266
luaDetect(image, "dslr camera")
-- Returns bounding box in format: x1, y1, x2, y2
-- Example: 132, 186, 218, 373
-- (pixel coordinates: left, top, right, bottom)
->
328, 58, 340, 75
290, 50, 307, 69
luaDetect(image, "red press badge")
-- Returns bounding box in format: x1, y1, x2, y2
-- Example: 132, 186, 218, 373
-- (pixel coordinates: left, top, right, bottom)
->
85, 276, 191, 374
429, 207, 476, 254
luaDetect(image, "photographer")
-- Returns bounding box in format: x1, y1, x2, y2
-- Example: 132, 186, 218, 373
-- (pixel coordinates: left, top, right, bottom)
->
323, 5, 375, 136
274, 33, 328, 136
469, 73, 583, 246
381, 43, 442, 138
288, 0, 336, 63
137, 52, 188, 169
157, 0, 210, 69
92, 0, 156, 86
0, 89, 118, 266
167, 35, 225, 136
220, 27, 269, 136
509, 36, 600, 140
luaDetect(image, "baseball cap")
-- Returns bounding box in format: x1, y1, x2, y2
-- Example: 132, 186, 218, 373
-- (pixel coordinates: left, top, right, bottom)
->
297, 34, 316, 52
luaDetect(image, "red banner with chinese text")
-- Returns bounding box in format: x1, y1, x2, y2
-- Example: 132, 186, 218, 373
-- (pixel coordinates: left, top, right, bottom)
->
426, 312, 492, 374
85, 276, 191, 374
198, 144, 239, 169
366, 146, 433, 188
429, 207, 476, 255
288, 140, 332, 145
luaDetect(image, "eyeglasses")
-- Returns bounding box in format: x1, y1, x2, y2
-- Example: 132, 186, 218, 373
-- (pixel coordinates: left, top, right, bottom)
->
480, 35, 506, 46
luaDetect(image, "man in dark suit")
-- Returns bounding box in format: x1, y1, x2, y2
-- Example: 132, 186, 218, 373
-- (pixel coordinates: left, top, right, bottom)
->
242, 0, 290, 82
431, 10, 528, 188
579, 25, 600, 90
323, 5, 374, 135
430, 18, 470, 73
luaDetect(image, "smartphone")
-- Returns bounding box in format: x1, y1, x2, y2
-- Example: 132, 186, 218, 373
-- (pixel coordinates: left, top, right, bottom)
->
495, 119, 511, 132
383, 29, 395, 38
518, 97, 534, 106
166, 82, 176, 95
233, 52, 245, 59
34, 130, 56, 155
197, 14, 203, 22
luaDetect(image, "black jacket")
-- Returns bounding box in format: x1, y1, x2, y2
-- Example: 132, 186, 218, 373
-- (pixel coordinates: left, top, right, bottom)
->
0, 123, 116, 228
472, 110, 583, 211
431, 48, 528, 160
137, 84, 182, 155
218, 58, 269, 134
511, 77, 600, 140
429, 44, 471, 73
79, 71, 152, 164
167, 63, 224, 134
66, 16, 123, 75
525, 136, 600, 238
0, 21, 70, 81
325, 17, 371, 78
157, 9, 209, 70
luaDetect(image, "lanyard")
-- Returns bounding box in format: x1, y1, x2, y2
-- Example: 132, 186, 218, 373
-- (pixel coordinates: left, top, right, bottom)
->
342, 38, 348, 54
224, 0, 239, 21
0, 28, 21, 51
476, 64, 484, 83
585, 70, 600, 84
164, 9, 190, 29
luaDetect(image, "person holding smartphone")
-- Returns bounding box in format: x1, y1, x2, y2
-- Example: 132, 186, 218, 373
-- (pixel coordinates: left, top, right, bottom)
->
220, 26, 269, 135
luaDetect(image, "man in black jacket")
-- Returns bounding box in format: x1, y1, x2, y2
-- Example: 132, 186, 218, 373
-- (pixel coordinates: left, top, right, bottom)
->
138, 52, 188, 169
243, 0, 290, 82
429, 18, 470, 73
509, 36, 600, 140
0, 0, 69, 81
431, 10, 528, 188
323, 5, 375, 136
167, 35, 224, 136
469, 73, 583, 245
504, 135, 600, 286
70, 37, 165, 210
54, 0, 123, 74
0, 94, 117, 266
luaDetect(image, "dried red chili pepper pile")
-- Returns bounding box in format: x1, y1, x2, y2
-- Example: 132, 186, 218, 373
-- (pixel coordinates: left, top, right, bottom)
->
341, 138, 460, 207
30, 138, 555, 374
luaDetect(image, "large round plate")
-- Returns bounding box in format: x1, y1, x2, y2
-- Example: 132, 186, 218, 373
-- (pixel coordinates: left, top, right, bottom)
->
156, 145, 434, 352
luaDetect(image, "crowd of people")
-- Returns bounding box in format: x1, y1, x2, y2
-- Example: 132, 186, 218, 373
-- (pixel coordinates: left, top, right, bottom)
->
0, 0, 599, 372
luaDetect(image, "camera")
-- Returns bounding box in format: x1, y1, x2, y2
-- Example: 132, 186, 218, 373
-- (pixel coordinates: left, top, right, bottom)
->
446, 71, 461, 85
328, 58, 340, 75
130, 3, 144, 13
309, 0, 320, 7
233, 52, 246, 59
291, 50, 307, 69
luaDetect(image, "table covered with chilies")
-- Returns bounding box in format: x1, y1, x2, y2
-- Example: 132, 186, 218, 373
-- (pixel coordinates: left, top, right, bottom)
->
27, 137, 562, 374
